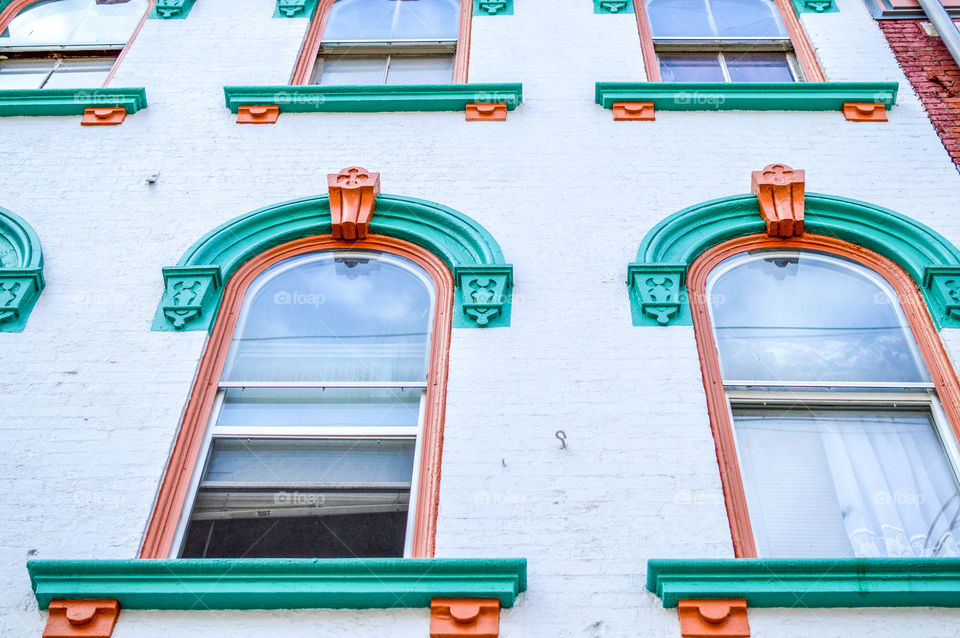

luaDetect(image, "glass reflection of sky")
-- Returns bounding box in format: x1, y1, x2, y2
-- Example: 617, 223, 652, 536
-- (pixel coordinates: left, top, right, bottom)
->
1, 0, 147, 47
648, 0, 787, 38
707, 251, 929, 383
322, 0, 459, 41
222, 251, 435, 383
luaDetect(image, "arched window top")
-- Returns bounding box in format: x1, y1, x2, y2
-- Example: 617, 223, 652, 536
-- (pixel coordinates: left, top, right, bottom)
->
708, 250, 929, 385
223, 250, 436, 383
322, 0, 460, 42
0, 0, 148, 47
646, 0, 787, 39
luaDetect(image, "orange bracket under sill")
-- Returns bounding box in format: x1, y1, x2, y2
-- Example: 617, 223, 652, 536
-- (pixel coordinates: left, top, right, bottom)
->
80, 108, 126, 126
613, 101, 655, 120
677, 599, 750, 637
465, 103, 508, 121
431, 598, 501, 637
43, 599, 120, 638
843, 102, 888, 122
236, 105, 280, 124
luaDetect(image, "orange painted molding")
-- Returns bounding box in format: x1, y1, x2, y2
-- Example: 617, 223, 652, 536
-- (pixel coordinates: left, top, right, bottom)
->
291, 0, 473, 84
750, 164, 805, 237
632, 0, 661, 81
327, 167, 381, 240
688, 234, 960, 557
430, 599, 500, 638
43, 600, 119, 638
80, 107, 127, 126
465, 103, 507, 121
140, 234, 452, 559
677, 599, 749, 637
613, 101, 655, 121
236, 105, 280, 124
843, 102, 888, 122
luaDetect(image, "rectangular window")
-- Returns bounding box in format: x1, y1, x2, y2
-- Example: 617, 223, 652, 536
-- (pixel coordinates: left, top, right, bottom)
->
311, 45, 456, 85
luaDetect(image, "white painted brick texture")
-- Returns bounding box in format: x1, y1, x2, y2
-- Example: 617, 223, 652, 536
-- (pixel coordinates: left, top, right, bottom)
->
1, 0, 960, 636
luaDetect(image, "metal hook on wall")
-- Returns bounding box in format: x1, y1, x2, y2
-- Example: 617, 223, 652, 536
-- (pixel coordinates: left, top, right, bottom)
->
555, 430, 567, 450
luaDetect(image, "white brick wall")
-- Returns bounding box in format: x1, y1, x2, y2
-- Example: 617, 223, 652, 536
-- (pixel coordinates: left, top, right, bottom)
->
2, 0, 960, 636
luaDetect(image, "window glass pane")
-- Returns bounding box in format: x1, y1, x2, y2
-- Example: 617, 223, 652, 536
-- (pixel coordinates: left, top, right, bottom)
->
658, 53, 725, 82
708, 251, 929, 383
39, 56, 112, 87
323, 0, 460, 41
313, 55, 387, 85
734, 407, 960, 557
725, 52, 793, 82
0, 57, 53, 89
216, 388, 423, 429
385, 54, 454, 84
1, 0, 148, 47
201, 438, 416, 486
222, 251, 435, 383
179, 438, 414, 558
709, 0, 787, 37
648, 0, 786, 37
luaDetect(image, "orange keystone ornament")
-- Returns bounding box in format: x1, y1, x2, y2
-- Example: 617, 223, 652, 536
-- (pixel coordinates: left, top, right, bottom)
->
842, 102, 887, 122
677, 599, 750, 637
237, 105, 280, 124
80, 108, 126, 126
612, 101, 655, 121
327, 166, 381, 240
465, 103, 507, 121
43, 599, 120, 638
430, 598, 501, 638
750, 163, 805, 238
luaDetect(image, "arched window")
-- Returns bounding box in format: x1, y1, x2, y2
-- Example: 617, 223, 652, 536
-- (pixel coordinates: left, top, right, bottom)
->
635, 0, 824, 81
690, 236, 960, 558
151, 236, 453, 559
0, 0, 149, 89
291, 0, 470, 85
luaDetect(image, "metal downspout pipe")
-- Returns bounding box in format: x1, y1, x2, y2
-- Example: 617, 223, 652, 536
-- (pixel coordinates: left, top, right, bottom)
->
915, 0, 960, 70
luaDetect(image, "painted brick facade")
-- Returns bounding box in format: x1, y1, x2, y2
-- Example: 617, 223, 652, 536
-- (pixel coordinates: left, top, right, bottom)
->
880, 19, 960, 166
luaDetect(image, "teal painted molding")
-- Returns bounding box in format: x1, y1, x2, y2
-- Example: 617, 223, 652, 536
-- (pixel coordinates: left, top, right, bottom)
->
150, 0, 196, 18
28, 558, 527, 610
0, 88, 148, 117
0, 207, 44, 332
223, 84, 523, 113
628, 193, 960, 328
274, 0, 320, 18
594, 0, 634, 13
792, 0, 838, 12
595, 82, 898, 111
648, 558, 960, 607
153, 194, 513, 331
475, 0, 514, 15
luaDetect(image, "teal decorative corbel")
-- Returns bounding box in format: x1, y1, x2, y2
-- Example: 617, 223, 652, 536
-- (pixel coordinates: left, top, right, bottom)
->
154, 193, 513, 331
475, 0, 514, 15
594, 0, 634, 13
793, 0, 838, 12
0, 207, 44, 333
150, 0, 196, 19
629, 193, 960, 328
274, 0, 320, 18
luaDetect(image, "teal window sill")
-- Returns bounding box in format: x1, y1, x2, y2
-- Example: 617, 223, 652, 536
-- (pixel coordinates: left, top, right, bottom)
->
648, 558, 960, 607
28, 558, 527, 610
223, 84, 523, 114
0, 88, 148, 117
595, 82, 898, 111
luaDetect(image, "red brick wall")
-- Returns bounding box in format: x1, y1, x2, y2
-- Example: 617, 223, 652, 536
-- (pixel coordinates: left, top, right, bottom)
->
880, 20, 960, 168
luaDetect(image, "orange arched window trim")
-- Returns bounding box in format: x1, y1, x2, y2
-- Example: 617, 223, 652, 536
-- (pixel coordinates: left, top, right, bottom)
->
0, 0, 155, 88
140, 234, 454, 559
689, 234, 960, 558
290, 0, 473, 84
630, 0, 825, 82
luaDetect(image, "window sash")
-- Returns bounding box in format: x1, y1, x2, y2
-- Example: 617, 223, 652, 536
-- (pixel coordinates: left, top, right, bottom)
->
656, 49, 800, 82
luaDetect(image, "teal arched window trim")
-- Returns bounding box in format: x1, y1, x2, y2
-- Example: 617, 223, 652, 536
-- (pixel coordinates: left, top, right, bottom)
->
153, 194, 513, 331
628, 193, 960, 328
0, 206, 44, 332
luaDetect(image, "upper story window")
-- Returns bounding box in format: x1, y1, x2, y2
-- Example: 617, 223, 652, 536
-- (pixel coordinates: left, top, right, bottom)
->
0, 0, 148, 89
643, 0, 802, 81
174, 248, 443, 559
699, 247, 960, 557
293, 0, 468, 85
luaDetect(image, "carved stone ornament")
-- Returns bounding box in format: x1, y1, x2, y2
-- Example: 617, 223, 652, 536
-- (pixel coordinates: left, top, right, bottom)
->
750, 163, 805, 238
277, 0, 309, 17
430, 598, 500, 638
0, 270, 42, 326
924, 266, 960, 320
43, 599, 120, 638
154, 0, 190, 18
328, 167, 381, 240
802, 0, 834, 10
597, 0, 631, 12
677, 599, 750, 637
627, 264, 687, 326
476, 0, 510, 15
456, 266, 513, 327
160, 266, 223, 330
